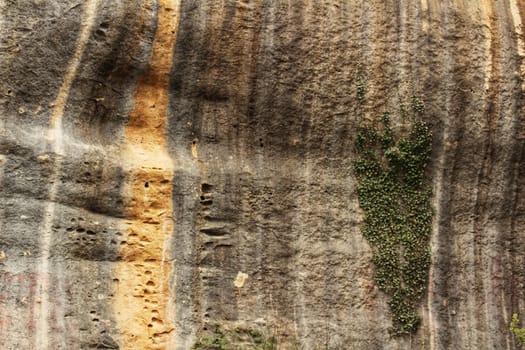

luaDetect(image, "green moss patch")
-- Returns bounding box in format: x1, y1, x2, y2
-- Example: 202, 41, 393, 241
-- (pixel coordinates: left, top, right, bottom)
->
192, 324, 276, 350
354, 106, 433, 335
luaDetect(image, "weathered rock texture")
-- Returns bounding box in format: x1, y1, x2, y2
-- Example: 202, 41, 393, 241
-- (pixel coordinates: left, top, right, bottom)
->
1, 0, 524, 349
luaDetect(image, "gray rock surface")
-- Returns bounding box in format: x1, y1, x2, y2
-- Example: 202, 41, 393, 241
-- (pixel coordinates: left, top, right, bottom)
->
0, 0, 524, 349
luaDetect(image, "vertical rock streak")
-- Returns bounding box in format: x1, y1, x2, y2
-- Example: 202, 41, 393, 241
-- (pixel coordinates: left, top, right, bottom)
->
510, 0, 524, 58
427, 2, 524, 349
34, 1, 99, 348
473, 3, 500, 347
510, 0, 525, 99
114, 1, 180, 349
427, 2, 455, 348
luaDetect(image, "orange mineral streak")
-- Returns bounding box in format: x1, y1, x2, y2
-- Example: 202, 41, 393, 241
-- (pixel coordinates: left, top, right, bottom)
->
114, 1, 180, 349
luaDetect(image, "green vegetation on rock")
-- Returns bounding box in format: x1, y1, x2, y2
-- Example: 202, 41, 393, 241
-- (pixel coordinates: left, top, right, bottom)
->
353, 94, 433, 335
511, 313, 525, 349
192, 324, 276, 350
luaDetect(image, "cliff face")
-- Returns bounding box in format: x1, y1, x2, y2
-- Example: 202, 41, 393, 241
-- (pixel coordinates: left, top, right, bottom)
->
1, 0, 524, 349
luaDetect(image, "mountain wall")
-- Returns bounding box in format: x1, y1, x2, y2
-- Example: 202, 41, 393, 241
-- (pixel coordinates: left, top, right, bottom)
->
1, 0, 524, 349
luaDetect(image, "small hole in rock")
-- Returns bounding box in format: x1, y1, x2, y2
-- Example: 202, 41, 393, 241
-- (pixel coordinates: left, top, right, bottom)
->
201, 183, 213, 192
144, 182, 149, 188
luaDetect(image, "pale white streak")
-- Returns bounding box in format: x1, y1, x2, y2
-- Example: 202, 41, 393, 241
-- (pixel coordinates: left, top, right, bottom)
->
420, 0, 429, 12
161, 215, 176, 349
421, 0, 429, 33
419, 0, 435, 347
462, 0, 477, 341
510, 0, 525, 91
502, 288, 511, 350
476, 3, 496, 349
482, 5, 493, 93
397, 0, 409, 89
293, 0, 313, 345
0, 1, 7, 234
34, 0, 99, 348
427, 4, 451, 350
510, 0, 524, 53
507, 3, 523, 348
159, 217, 170, 301
0, 2, 5, 66
413, 0, 436, 346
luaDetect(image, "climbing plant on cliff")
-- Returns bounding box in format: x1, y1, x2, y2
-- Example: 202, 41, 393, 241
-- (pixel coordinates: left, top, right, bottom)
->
353, 92, 433, 335
192, 324, 276, 350
511, 313, 525, 349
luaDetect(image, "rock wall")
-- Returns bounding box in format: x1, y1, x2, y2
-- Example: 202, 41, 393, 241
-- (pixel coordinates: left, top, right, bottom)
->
0, 0, 524, 349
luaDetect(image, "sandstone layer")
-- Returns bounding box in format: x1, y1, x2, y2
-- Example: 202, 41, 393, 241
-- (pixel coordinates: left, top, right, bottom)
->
0, 1, 524, 349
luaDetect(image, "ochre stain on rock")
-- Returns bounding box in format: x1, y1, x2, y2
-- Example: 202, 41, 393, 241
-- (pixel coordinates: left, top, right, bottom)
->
114, 1, 180, 349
